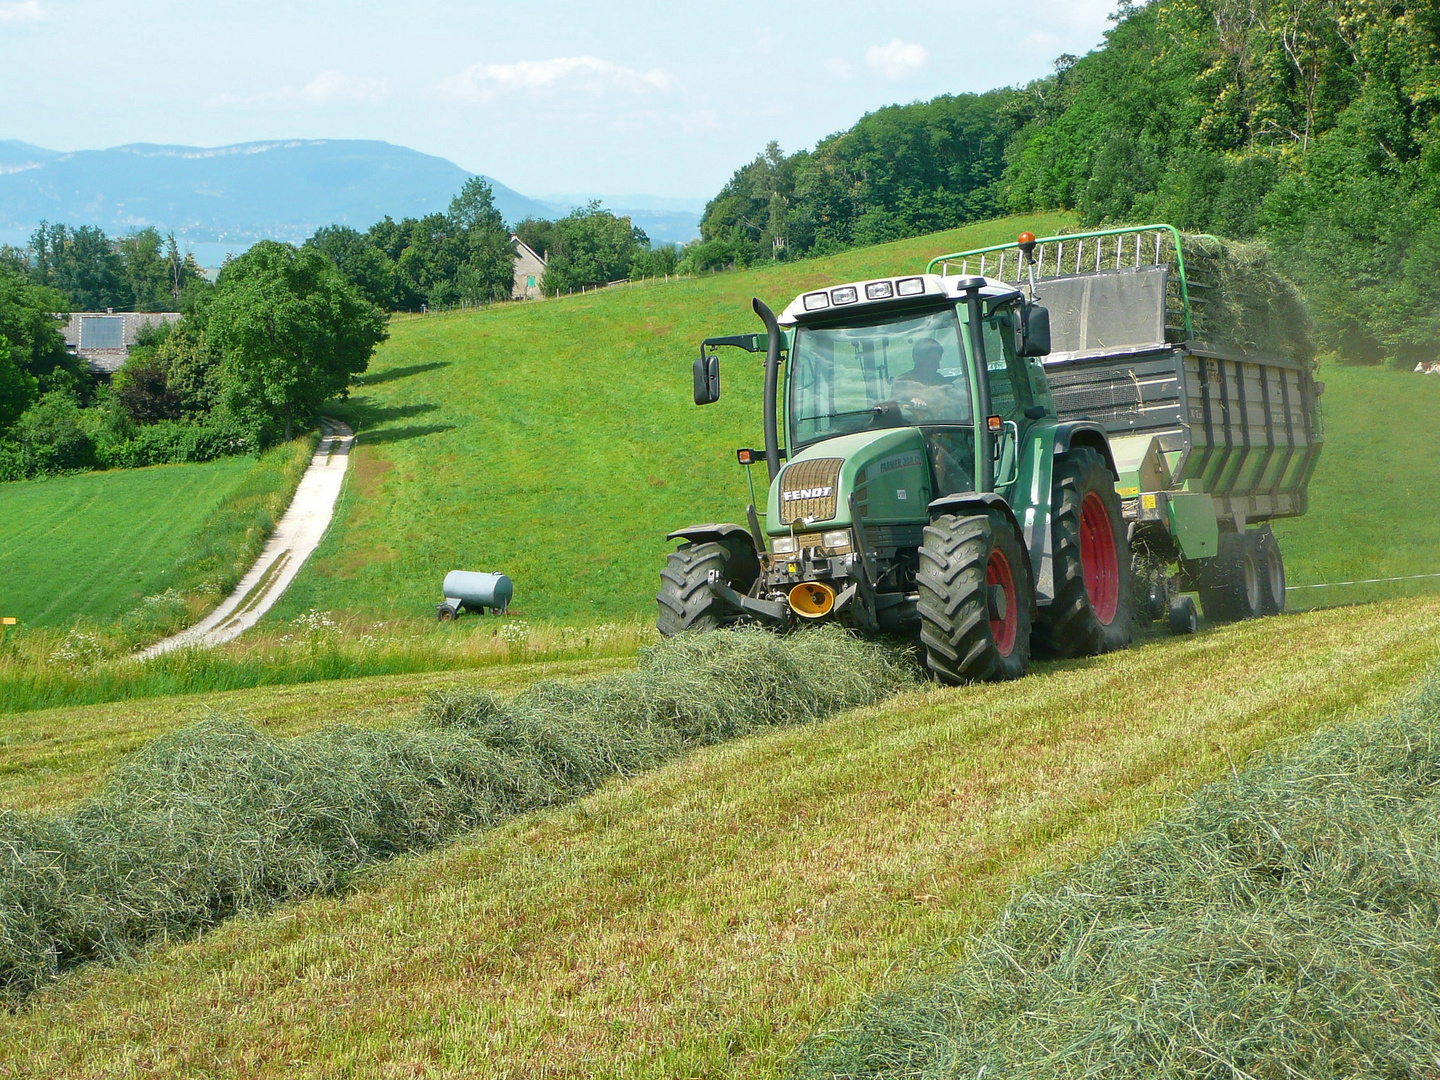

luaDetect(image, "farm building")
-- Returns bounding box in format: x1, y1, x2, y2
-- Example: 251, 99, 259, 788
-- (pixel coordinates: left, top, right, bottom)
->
60, 311, 183, 375
512, 235, 546, 300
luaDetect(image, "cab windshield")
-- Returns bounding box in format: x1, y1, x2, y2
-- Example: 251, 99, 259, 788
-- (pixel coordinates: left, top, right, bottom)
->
789, 306, 972, 449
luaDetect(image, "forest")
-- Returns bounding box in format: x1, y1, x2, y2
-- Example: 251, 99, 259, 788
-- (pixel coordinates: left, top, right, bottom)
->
696, 0, 1440, 365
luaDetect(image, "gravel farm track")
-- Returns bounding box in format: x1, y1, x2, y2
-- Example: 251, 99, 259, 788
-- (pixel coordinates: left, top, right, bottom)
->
141, 419, 354, 657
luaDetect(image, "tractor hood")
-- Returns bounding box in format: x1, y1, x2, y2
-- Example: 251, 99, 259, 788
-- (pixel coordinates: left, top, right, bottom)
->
766, 427, 933, 534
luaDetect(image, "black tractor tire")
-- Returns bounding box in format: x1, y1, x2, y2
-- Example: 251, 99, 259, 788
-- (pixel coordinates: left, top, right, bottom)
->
1255, 525, 1287, 615
917, 510, 1032, 684
1032, 446, 1133, 658
437, 603, 457, 623
1169, 594, 1199, 635
656, 539, 760, 637
1198, 531, 1264, 622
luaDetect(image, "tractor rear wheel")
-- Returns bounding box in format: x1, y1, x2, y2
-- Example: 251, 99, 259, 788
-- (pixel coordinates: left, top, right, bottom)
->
656, 539, 759, 636
1033, 446, 1133, 657
1198, 531, 1264, 622
917, 510, 1032, 684
1255, 525, 1286, 614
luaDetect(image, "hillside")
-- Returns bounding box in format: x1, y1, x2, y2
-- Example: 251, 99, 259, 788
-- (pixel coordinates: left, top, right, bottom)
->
2, 216, 1437, 1077
0, 139, 550, 257
272, 213, 1073, 625
272, 214, 1440, 627
2, 597, 1435, 1076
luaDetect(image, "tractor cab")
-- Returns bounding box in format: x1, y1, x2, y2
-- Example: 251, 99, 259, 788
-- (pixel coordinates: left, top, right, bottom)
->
777, 273, 1056, 510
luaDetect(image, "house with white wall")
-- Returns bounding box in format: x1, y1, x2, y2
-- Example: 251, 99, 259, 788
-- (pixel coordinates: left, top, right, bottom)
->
511, 236, 546, 300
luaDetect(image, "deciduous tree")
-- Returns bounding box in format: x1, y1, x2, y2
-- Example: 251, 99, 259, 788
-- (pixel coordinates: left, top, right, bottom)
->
208, 242, 387, 442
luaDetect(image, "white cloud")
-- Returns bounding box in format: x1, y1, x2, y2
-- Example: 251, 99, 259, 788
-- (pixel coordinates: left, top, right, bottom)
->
866, 38, 928, 80
823, 57, 852, 80
0, 1, 45, 23
435, 56, 676, 103
295, 71, 390, 104
208, 71, 391, 109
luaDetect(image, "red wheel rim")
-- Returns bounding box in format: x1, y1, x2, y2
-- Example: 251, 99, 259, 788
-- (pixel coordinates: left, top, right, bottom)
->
987, 547, 1018, 656
1079, 492, 1120, 625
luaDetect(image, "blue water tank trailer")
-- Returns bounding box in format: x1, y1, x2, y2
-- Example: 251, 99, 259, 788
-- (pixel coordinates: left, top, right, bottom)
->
438, 570, 514, 621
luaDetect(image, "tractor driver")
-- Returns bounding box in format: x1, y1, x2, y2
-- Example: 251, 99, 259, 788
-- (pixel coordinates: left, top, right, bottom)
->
891, 337, 975, 496
891, 338, 969, 424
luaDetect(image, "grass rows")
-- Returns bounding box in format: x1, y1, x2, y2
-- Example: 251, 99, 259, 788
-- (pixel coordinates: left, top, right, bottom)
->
3, 598, 1436, 1078
794, 674, 1440, 1079
0, 628, 914, 1001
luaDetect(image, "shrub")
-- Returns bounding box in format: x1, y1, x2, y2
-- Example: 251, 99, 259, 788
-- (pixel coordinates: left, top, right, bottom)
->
1, 391, 97, 477
96, 414, 254, 469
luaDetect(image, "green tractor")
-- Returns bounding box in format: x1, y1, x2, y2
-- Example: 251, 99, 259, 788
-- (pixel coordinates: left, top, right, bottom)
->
658, 233, 1133, 682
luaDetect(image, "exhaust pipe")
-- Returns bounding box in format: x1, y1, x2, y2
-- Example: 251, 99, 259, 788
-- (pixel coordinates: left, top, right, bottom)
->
788, 581, 837, 619
752, 298, 783, 483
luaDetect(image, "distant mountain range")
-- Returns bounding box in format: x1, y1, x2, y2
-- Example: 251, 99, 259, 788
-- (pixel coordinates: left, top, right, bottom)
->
0, 139, 701, 267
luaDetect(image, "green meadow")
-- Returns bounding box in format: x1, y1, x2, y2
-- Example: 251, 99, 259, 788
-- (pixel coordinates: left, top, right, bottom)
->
0, 457, 258, 627
273, 213, 1074, 624
1273, 360, 1440, 606
2, 597, 1434, 1077
1, 216, 1437, 1077
275, 213, 1438, 628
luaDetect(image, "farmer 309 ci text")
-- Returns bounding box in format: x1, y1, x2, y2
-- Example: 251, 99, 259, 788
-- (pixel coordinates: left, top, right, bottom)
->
658, 226, 1322, 683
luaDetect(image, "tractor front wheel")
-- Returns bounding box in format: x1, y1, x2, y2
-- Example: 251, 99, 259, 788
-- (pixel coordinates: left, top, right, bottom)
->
656, 539, 759, 636
917, 510, 1032, 684
1033, 447, 1133, 657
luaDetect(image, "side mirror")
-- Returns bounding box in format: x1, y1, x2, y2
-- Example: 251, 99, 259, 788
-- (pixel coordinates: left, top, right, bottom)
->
1019, 304, 1051, 357
693, 353, 720, 405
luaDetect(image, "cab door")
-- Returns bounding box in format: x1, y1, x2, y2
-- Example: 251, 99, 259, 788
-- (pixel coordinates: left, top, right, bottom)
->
980, 307, 1034, 495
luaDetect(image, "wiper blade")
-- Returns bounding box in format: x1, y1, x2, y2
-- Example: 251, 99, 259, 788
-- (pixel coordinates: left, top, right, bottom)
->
793, 407, 882, 423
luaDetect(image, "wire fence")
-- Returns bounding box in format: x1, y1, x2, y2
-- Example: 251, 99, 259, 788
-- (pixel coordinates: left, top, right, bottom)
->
1282, 568, 1440, 613
1287, 571, 1440, 592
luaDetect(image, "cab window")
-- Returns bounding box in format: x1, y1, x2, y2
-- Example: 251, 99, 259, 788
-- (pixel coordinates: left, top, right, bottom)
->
980, 308, 1033, 421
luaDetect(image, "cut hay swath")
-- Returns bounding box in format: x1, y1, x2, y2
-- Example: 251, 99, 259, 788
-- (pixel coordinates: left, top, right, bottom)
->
0, 628, 917, 1001
1179, 233, 1314, 364
791, 672, 1440, 1080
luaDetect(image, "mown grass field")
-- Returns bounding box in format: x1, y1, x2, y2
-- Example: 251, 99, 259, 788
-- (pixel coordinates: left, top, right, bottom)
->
272, 213, 1074, 625
0, 655, 632, 813
0, 457, 257, 627
1, 215, 1435, 1077
3, 597, 1436, 1078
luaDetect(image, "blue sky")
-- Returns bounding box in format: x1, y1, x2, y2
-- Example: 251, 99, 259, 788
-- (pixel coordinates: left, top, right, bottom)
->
0, 0, 1117, 200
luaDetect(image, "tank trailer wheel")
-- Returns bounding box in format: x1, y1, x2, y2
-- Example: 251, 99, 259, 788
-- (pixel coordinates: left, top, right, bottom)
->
1169, 594, 1199, 635
1033, 446, 1133, 657
656, 539, 760, 637
1199, 531, 1264, 622
437, 603, 458, 622
917, 510, 1032, 684
1255, 525, 1287, 614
